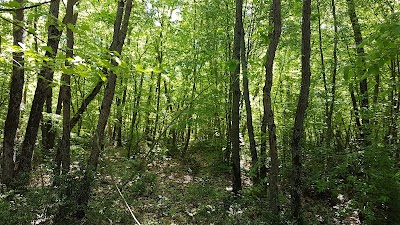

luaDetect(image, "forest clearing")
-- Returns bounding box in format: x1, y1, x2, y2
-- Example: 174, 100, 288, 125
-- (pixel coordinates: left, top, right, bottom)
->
0, 0, 399, 224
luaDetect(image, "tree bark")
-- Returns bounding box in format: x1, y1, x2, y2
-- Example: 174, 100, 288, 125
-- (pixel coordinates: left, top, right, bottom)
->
231, 0, 243, 194
15, 0, 61, 184
264, 0, 282, 216
76, 0, 133, 218
291, 0, 311, 223
1, 0, 25, 186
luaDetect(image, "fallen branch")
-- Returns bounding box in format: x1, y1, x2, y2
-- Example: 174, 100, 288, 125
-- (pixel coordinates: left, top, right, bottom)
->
114, 181, 141, 225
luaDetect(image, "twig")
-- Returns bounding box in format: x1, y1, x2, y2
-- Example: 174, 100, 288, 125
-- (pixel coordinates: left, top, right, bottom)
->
114, 182, 141, 225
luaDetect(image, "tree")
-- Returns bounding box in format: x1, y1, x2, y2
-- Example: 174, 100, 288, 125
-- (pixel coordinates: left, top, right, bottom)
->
346, 0, 369, 138
76, 0, 133, 217
291, 0, 311, 223
1, 0, 25, 186
15, 0, 62, 184
231, 0, 243, 194
54, 0, 79, 177
263, 0, 282, 216
241, 15, 258, 184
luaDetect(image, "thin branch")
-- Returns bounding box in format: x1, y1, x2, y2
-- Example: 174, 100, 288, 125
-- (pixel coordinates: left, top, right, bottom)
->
0, 15, 47, 44
114, 181, 141, 225
0, 0, 53, 12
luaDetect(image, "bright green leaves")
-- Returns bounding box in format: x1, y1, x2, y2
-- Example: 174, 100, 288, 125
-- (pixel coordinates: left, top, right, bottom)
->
134, 64, 162, 74
41, 46, 54, 54
66, 23, 78, 33
0, 0, 21, 9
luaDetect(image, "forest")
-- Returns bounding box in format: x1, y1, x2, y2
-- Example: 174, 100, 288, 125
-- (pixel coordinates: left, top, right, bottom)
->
0, 0, 399, 224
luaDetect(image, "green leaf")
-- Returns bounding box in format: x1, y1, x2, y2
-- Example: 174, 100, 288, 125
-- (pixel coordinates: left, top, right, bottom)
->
342, 66, 354, 82
80, 24, 91, 31
62, 67, 74, 75
98, 72, 107, 81
135, 64, 147, 73
41, 46, 54, 54
3, 1, 21, 8
67, 23, 78, 33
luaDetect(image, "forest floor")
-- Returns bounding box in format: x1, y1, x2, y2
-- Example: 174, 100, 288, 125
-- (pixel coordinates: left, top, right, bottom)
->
84, 143, 360, 225
3, 140, 360, 225
86, 144, 271, 225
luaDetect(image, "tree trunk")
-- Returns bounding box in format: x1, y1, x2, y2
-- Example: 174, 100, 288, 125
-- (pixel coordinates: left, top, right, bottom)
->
153, 72, 162, 141
54, 0, 78, 178
231, 0, 243, 194
115, 78, 126, 147
326, 0, 338, 146
128, 72, 144, 157
144, 72, 154, 142
317, 0, 329, 145
225, 75, 232, 162
291, 0, 311, 223
183, 78, 196, 156
264, 0, 282, 216
347, 0, 369, 131
241, 27, 258, 184
15, 0, 62, 184
41, 0, 64, 153
1, 0, 25, 186
76, 0, 133, 218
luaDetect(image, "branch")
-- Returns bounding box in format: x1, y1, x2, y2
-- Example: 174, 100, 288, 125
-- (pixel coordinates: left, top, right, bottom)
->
0, 15, 47, 44
113, 178, 141, 225
0, 1, 53, 12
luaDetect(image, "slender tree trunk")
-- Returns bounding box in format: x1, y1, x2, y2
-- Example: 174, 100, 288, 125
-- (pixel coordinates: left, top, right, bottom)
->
42, 0, 64, 152
224, 2, 232, 162
15, 0, 62, 184
373, 74, 379, 105
225, 76, 232, 162
1, 0, 24, 186
317, 0, 329, 144
396, 57, 400, 162
326, 0, 338, 146
231, 0, 243, 194
291, 0, 311, 223
153, 72, 162, 141
164, 80, 176, 149
264, 0, 282, 216
183, 78, 196, 155
347, 0, 369, 130
115, 80, 126, 147
76, 0, 133, 218
241, 27, 258, 184
54, 0, 78, 177
144, 72, 154, 142
128, 73, 144, 157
